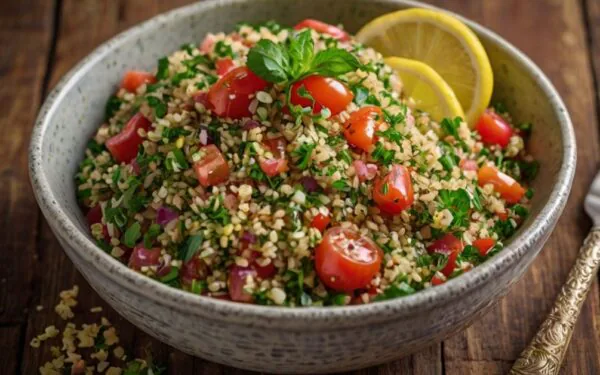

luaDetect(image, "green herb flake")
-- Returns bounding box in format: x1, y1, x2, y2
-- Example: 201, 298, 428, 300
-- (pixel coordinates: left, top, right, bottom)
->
123, 222, 142, 248
179, 234, 204, 262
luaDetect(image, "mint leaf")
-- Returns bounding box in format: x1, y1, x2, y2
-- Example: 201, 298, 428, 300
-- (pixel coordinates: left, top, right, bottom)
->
179, 234, 203, 262
288, 30, 314, 77
123, 222, 141, 248
247, 39, 290, 83
156, 57, 169, 80
310, 48, 360, 77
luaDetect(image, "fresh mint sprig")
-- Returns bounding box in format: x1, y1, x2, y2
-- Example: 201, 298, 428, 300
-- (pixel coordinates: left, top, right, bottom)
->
247, 29, 360, 84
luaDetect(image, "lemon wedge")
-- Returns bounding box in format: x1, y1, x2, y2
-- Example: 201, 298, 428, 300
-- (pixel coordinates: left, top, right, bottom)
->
356, 8, 493, 125
384, 57, 464, 122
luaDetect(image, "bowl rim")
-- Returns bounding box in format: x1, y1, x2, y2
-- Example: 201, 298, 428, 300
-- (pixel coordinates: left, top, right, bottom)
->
29, 0, 576, 329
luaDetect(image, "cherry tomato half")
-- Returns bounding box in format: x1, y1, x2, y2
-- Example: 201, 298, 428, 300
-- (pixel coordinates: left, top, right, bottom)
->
259, 137, 289, 177
293, 19, 350, 41
310, 213, 331, 233
106, 113, 152, 164
472, 238, 496, 257
372, 164, 414, 215
343, 106, 383, 152
315, 226, 383, 292
427, 233, 464, 277
215, 58, 236, 76
207, 66, 268, 119
289, 75, 353, 116
478, 165, 525, 204
193, 144, 230, 187
476, 110, 513, 148
120, 71, 156, 92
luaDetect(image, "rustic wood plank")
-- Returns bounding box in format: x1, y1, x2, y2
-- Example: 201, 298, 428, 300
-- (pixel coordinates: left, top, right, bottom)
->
425, 0, 600, 374
0, 325, 24, 375
0, 0, 54, 324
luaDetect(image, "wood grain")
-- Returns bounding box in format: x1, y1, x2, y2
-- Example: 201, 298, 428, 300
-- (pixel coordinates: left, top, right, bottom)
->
7, 0, 600, 374
0, 0, 54, 324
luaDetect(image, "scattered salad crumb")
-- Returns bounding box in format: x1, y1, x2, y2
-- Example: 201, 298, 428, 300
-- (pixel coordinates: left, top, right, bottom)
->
31, 285, 165, 375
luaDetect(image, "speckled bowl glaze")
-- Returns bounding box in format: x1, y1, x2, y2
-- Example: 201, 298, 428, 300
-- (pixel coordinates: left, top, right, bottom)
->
29, 0, 576, 373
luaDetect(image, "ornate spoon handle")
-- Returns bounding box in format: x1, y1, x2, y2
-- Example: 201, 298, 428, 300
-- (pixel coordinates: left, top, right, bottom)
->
510, 227, 600, 375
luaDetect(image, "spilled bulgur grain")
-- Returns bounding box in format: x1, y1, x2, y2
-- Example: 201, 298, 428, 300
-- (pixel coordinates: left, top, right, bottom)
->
32, 286, 164, 374
75, 20, 537, 306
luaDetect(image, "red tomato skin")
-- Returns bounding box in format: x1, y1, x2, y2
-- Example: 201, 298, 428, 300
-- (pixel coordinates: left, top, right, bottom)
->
289, 75, 353, 116
180, 257, 208, 286
478, 165, 525, 204
294, 19, 350, 41
315, 227, 383, 292
259, 137, 289, 177
228, 266, 256, 303
193, 145, 230, 187
86, 204, 103, 226
106, 113, 152, 164
473, 238, 496, 256
128, 246, 161, 271
310, 213, 331, 232
372, 164, 414, 215
120, 71, 156, 92
427, 234, 464, 277
215, 58, 236, 76
460, 159, 478, 171
431, 275, 445, 286
343, 106, 383, 152
252, 256, 277, 279
476, 111, 513, 148
207, 66, 268, 119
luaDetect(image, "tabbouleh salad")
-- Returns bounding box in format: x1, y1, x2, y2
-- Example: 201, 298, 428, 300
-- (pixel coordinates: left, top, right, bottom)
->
76, 19, 538, 306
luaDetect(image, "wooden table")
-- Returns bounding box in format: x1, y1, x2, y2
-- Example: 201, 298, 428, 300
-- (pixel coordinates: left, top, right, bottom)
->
2, 0, 600, 373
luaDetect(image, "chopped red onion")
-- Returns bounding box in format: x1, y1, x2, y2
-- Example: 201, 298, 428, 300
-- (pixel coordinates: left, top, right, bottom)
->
243, 119, 260, 130
300, 176, 320, 193
156, 206, 178, 226
199, 129, 208, 145
241, 231, 257, 244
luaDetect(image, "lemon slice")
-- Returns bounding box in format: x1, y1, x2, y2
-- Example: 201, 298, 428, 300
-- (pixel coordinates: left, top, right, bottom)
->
384, 57, 464, 122
356, 8, 493, 125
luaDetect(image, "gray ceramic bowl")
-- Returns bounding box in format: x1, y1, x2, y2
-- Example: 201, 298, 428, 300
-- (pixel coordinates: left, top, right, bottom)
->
29, 0, 576, 373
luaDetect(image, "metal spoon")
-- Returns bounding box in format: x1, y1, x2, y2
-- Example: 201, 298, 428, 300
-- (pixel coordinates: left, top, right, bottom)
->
510, 174, 600, 374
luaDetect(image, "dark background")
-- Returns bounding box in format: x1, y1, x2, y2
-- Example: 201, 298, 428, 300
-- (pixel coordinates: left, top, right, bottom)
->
1, 0, 599, 374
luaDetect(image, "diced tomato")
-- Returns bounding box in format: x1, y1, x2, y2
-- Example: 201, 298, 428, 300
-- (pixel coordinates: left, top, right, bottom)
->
497, 210, 509, 221
427, 234, 464, 277
216, 58, 236, 76
86, 204, 103, 226
343, 106, 383, 152
259, 137, 288, 177
106, 113, 152, 164
207, 66, 268, 119
200, 35, 216, 54
460, 159, 478, 171
372, 164, 414, 215
473, 238, 496, 256
251, 253, 277, 279
180, 257, 208, 286
431, 275, 445, 286
128, 245, 161, 271
294, 19, 350, 41
478, 165, 525, 204
315, 227, 383, 292
120, 71, 156, 92
193, 145, 230, 187
289, 75, 353, 116
227, 266, 256, 302
476, 110, 513, 148
310, 213, 331, 233
223, 193, 238, 210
